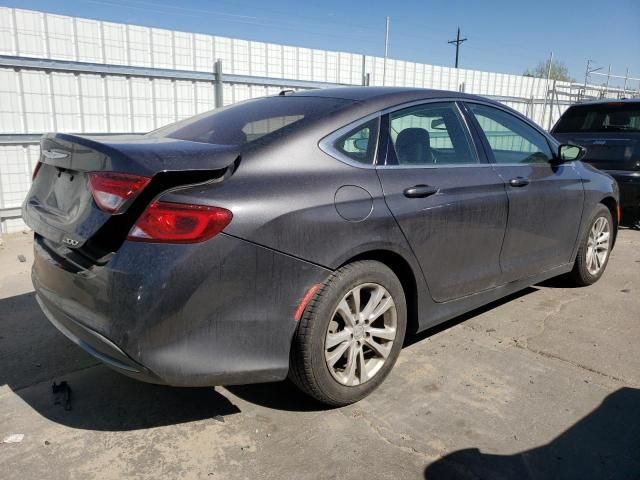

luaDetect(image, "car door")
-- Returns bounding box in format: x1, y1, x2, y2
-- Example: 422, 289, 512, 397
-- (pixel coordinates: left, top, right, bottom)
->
463, 102, 584, 283
376, 101, 509, 302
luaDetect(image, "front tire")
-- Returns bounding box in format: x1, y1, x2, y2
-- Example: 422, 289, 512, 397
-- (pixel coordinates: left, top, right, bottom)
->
568, 204, 613, 286
289, 260, 407, 406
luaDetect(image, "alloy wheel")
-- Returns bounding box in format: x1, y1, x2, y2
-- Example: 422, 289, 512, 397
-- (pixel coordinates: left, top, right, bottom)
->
586, 216, 610, 275
324, 283, 397, 386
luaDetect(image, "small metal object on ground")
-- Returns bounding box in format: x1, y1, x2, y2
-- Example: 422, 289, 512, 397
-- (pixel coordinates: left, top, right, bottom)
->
52, 381, 72, 411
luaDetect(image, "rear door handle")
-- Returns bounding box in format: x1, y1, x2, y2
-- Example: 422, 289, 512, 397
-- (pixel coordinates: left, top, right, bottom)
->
509, 177, 530, 187
403, 184, 438, 198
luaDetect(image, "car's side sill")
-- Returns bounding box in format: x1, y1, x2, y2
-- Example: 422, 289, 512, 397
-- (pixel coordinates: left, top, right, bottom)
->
416, 263, 574, 333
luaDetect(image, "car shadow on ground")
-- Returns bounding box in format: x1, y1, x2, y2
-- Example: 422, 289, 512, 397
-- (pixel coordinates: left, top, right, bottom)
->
2, 286, 544, 429
404, 287, 538, 347
423, 387, 640, 479
0, 291, 242, 431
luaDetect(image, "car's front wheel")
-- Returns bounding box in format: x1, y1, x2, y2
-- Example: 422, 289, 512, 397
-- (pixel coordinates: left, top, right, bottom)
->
569, 204, 613, 286
289, 260, 407, 406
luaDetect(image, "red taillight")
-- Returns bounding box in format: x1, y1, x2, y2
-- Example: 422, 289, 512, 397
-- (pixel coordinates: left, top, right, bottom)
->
32, 161, 42, 180
128, 201, 232, 243
88, 172, 151, 213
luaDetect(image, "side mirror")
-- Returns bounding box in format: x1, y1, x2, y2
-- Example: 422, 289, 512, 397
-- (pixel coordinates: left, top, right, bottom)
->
557, 144, 586, 162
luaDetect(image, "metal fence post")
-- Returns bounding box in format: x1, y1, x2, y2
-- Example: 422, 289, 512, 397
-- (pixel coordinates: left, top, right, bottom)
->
214, 59, 224, 108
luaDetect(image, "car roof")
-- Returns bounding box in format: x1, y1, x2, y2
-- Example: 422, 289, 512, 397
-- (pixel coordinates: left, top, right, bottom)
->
570, 98, 640, 107
289, 86, 487, 105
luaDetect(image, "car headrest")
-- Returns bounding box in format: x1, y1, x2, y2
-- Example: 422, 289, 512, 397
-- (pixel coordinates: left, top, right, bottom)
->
396, 128, 431, 164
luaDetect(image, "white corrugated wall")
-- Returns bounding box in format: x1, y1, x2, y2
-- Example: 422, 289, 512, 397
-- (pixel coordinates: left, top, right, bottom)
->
0, 7, 602, 232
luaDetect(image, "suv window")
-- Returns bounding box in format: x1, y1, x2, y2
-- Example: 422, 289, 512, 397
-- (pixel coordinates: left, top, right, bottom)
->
333, 118, 379, 165
554, 103, 640, 133
388, 102, 476, 166
468, 103, 553, 164
147, 96, 352, 145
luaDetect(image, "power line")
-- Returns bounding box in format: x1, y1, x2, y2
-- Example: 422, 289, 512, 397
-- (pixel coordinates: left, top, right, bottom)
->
447, 27, 467, 68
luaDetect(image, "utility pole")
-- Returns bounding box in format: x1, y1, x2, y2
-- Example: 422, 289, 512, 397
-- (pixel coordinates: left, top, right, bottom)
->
448, 27, 467, 68
383, 16, 390, 85
541, 51, 553, 126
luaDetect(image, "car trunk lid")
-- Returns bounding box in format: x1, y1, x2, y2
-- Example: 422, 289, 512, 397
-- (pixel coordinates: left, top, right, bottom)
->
23, 133, 240, 257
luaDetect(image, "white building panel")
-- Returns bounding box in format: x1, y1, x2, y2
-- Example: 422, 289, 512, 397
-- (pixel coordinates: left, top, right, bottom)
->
80, 74, 107, 132
130, 77, 153, 132
0, 7, 16, 55
103, 22, 127, 65
213, 36, 232, 69
153, 79, 175, 127
46, 13, 76, 60
312, 50, 326, 83
195, 82, 215, 113
266, 43, 283, 78
76, 18, 102, 63
298, 48, 312, 81
231, 39, 250, 75
0, 69, 23, 133
105, 76, 130, 132
152, 28, 173, 69
175, 81, 195, 120
326, 51, 339, 84
13, 9, 43, 57
250, 41, 267, 77
174, 31, 194, 71
51, 72, 81, 132
283, 46, 297, 79
0, 145, 33, 208
194, 33, 214, 72
127, 25, 152, 67
21, 70, 52, 133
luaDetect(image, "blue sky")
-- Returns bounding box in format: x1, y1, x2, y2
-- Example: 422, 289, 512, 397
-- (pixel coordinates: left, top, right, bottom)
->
6, 0, 640, 86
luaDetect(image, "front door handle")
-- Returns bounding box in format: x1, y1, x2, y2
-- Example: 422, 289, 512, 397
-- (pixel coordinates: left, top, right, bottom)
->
509, 177, 530, 187
403, 184, 438, 198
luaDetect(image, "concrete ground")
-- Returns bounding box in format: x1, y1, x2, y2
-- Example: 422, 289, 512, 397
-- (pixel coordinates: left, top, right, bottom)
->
0, 230, 638, 480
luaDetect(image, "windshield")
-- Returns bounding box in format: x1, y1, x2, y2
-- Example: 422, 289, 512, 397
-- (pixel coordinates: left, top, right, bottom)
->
554, 103, 640, 133
146, 96, 353, 145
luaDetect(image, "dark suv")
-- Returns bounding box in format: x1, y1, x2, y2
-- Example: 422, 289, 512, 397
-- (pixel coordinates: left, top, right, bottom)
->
552, 99, 640, 227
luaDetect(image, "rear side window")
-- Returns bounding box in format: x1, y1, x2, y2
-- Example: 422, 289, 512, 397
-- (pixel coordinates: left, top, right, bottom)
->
554, 103, 640, 133
333, 118, 379, 165
147, 96, 353, 145
387, 102, 477, 166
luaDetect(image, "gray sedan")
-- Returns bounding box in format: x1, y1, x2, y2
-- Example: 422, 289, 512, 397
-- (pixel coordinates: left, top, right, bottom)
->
23, 87, 619, 405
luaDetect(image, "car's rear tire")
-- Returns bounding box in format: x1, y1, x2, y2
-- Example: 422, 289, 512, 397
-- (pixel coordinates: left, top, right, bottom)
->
568, 204, 613, 286
289, 260, 407, 406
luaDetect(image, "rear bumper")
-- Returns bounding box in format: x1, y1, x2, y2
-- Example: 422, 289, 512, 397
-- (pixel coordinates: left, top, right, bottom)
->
32, 233, 330, 386
605, 170, 640, 211
35, 291, 163, 383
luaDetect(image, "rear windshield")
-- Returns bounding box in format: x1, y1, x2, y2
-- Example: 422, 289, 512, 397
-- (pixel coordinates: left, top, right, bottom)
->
554, 103, 640, 133
146, 96, 353, 145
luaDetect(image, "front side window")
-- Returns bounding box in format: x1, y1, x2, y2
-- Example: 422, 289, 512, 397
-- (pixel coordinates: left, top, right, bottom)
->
387, 102, 477, 166
468, 103, 553, 164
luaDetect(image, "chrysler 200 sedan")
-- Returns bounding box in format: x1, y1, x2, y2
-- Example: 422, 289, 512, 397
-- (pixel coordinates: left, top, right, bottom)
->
23, 87, 619, 406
